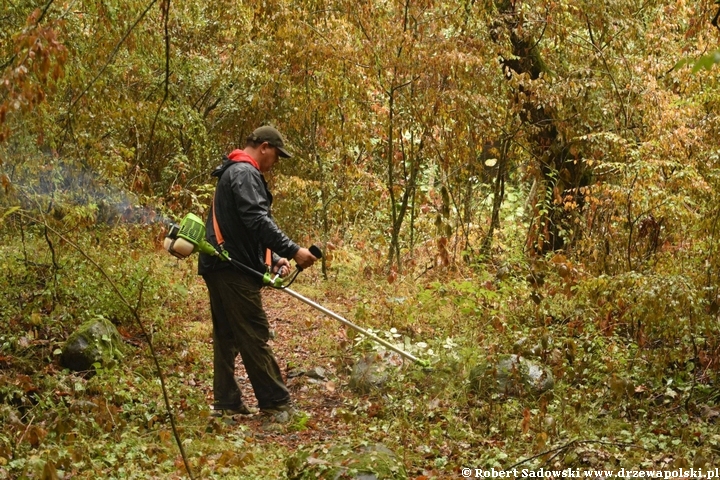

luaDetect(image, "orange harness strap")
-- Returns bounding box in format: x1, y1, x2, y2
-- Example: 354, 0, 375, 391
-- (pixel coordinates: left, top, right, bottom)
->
212, 194, 272, 268
212, 194, 225, 246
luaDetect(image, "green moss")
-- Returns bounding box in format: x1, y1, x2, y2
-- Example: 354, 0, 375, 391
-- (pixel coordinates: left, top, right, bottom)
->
61, 316, 125, 372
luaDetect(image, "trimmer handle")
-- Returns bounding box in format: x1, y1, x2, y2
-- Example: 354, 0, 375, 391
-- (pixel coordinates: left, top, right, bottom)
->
296, 245, 322, 272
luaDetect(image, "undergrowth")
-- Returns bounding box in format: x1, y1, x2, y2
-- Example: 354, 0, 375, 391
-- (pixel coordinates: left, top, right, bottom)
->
0, 219, 719, 479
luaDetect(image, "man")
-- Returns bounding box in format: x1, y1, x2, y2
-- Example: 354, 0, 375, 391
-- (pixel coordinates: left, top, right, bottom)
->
198, 125, 317, 417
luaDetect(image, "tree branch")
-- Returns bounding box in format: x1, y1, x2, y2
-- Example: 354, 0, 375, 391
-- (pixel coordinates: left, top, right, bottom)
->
68, 0, 160, 110
16, 211, 195, 480
506, 439, 642, 470
146, 0, 172, 156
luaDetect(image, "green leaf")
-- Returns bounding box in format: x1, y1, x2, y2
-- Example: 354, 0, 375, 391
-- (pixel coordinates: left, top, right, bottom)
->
676, 50, 720, 73
0, 206, 20, 225
692, 50, 720, 73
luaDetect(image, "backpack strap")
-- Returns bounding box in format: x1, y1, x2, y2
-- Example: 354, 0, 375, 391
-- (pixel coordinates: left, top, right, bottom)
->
211, 192, 272, 269
212, 194, 225, 247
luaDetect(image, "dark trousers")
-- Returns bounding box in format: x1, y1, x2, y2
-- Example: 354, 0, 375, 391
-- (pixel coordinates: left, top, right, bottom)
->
202, 268, 290, 410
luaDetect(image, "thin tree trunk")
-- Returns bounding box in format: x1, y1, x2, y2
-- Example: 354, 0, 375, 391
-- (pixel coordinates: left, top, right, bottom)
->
481, 139, 508, 255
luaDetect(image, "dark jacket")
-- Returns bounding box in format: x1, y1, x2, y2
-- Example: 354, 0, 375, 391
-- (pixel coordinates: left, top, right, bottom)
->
198, 152, 300, 283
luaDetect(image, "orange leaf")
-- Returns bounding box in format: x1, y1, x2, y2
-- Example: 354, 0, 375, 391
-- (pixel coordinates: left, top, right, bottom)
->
521, 408, 531, 434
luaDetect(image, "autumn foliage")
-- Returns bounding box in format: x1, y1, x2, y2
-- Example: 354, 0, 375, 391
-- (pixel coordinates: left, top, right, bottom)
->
1, 0, 720, 477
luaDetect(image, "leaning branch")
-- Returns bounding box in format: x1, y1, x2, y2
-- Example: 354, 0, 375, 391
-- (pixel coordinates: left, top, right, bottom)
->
15, 211, 195, 480
506, 439, 643, 470
68, 0, 160, 110
146, 0, 172, 154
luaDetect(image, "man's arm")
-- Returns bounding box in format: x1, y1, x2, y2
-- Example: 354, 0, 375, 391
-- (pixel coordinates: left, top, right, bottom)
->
231, 166, 302, 260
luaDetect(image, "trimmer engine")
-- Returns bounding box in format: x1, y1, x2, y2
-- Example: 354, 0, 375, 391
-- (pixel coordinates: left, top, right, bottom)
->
163, 213, 222, 259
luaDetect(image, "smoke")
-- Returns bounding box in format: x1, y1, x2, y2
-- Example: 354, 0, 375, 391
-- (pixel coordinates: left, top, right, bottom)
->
121, 204, 176, 227
1, 155, 176, 227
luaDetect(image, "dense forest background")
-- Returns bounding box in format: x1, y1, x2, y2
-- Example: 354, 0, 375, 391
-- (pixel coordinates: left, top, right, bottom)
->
1, 0, 720, 478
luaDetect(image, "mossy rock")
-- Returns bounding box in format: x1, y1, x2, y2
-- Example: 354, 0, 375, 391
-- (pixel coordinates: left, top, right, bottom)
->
470, 354, 554, 398
61, 317, 125, 372
287, 443, 407, 480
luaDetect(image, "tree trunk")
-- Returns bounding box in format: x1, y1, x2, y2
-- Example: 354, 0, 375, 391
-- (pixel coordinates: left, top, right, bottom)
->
492, 0, 586, 254
481, 138, 509, 255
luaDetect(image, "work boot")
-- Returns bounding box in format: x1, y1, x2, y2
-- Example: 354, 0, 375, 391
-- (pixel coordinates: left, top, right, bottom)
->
210, 403, 257, 417
260, 402, 298, 423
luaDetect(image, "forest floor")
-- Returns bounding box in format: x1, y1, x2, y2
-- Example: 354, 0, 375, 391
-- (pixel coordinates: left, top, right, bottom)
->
143, 273, 428, 478
199, 284, 357, 449
3, 248, 719, 479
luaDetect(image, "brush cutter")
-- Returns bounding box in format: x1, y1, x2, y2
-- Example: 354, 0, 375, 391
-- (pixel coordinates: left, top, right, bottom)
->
164, 213, 429, 367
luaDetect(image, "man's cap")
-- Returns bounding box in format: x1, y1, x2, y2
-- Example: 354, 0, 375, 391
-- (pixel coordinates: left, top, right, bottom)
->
247, 126, 292, 158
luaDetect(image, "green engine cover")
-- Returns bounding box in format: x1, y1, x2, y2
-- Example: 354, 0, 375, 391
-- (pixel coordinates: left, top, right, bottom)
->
177, 213, 225, 257
177, 213, 206, 246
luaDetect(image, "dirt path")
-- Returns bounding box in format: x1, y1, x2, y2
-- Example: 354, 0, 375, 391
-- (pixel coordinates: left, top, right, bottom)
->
203, 286, 356, 448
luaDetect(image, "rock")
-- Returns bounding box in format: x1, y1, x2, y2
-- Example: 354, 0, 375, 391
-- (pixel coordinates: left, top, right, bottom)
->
306, 366, 327, 380
287, 366, 328, 381
349, 353, 389, 394
61, 317, 125, 372
287, 368, 305, 379
495, 266, 510, 281
470, 354, 554, 397
69, 400, 99, 413
512, 337, 543, 358
287, 443, 407, 480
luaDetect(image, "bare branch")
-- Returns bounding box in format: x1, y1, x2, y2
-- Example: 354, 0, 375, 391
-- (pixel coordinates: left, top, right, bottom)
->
68, 0, 160, 110
146, 0, 172, 155
15, 210, 195, 480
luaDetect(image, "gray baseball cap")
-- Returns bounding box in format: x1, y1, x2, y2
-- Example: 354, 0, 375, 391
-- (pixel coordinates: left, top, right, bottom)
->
247, 126, 292, 158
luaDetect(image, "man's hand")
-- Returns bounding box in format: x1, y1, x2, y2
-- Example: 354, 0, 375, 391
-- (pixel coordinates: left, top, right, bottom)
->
273, 258, 291, 277
293, 247, 317, 270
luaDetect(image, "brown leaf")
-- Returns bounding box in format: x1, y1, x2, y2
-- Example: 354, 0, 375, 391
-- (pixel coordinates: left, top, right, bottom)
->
41, 460, 59, 480
534, 431, 548, 451
521, 408, 531, 434
26, 425, 47, 448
